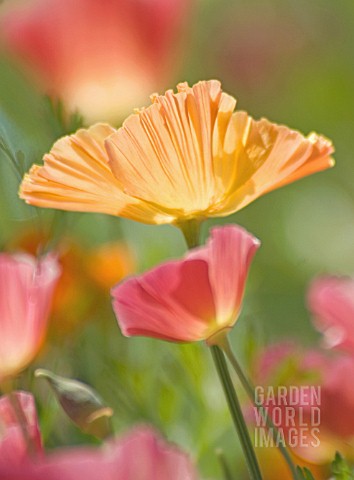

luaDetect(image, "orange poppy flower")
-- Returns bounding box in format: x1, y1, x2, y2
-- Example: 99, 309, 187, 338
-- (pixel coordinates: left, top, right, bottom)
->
20, 80, 334, 226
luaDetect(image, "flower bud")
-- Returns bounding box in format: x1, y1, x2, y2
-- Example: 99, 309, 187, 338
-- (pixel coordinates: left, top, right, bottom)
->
35, 369, 113, 439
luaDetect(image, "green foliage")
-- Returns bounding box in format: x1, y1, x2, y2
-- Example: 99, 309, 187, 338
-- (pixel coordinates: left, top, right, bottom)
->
296, 466, 316, 480
331, 452, 354, 480
45, 97, 84, 135
0, 56, 85, 244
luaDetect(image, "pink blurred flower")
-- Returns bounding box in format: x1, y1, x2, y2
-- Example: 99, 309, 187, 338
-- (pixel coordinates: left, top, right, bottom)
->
112, 225, 260, 343
0, 425, 198, 480
250, 342, 354, 468
0, 253, 60, 381
0, 391, 42, 464
1, 0, 191, 123
308, 276, 354, 353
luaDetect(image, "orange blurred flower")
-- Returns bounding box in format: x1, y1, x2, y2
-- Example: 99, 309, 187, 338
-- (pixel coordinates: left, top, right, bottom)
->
86, 242, 136, 291
50, 238, 136, 333
1, 0, 191, 123
0, 253, 60, 382
20, 80, 334, 227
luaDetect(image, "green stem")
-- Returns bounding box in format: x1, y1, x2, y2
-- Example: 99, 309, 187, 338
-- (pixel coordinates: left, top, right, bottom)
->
219, 336, 299, 480
211, 345, 263, 480
216, 449, 235, 480
179, 219, 202, 249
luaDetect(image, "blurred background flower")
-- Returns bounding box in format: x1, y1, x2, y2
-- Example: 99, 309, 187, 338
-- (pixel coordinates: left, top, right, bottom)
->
248, 340, 354, 479
0, 397, 199, 480
308, 276, 354, 353
0, 0, 192, 124
0, 391, 42, 463
0, 253, 60, 383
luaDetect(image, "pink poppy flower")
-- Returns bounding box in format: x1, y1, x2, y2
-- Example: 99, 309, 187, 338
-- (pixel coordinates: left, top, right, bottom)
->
0, 253, 61, 381
0, 425, 198, 480
307, 276, 354, 353
0, 391, 42, 464
1, 0, 191, 123
112, 225, 260, 343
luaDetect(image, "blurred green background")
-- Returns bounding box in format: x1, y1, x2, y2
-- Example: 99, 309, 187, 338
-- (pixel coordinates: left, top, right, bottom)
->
0, 0, 353, 478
